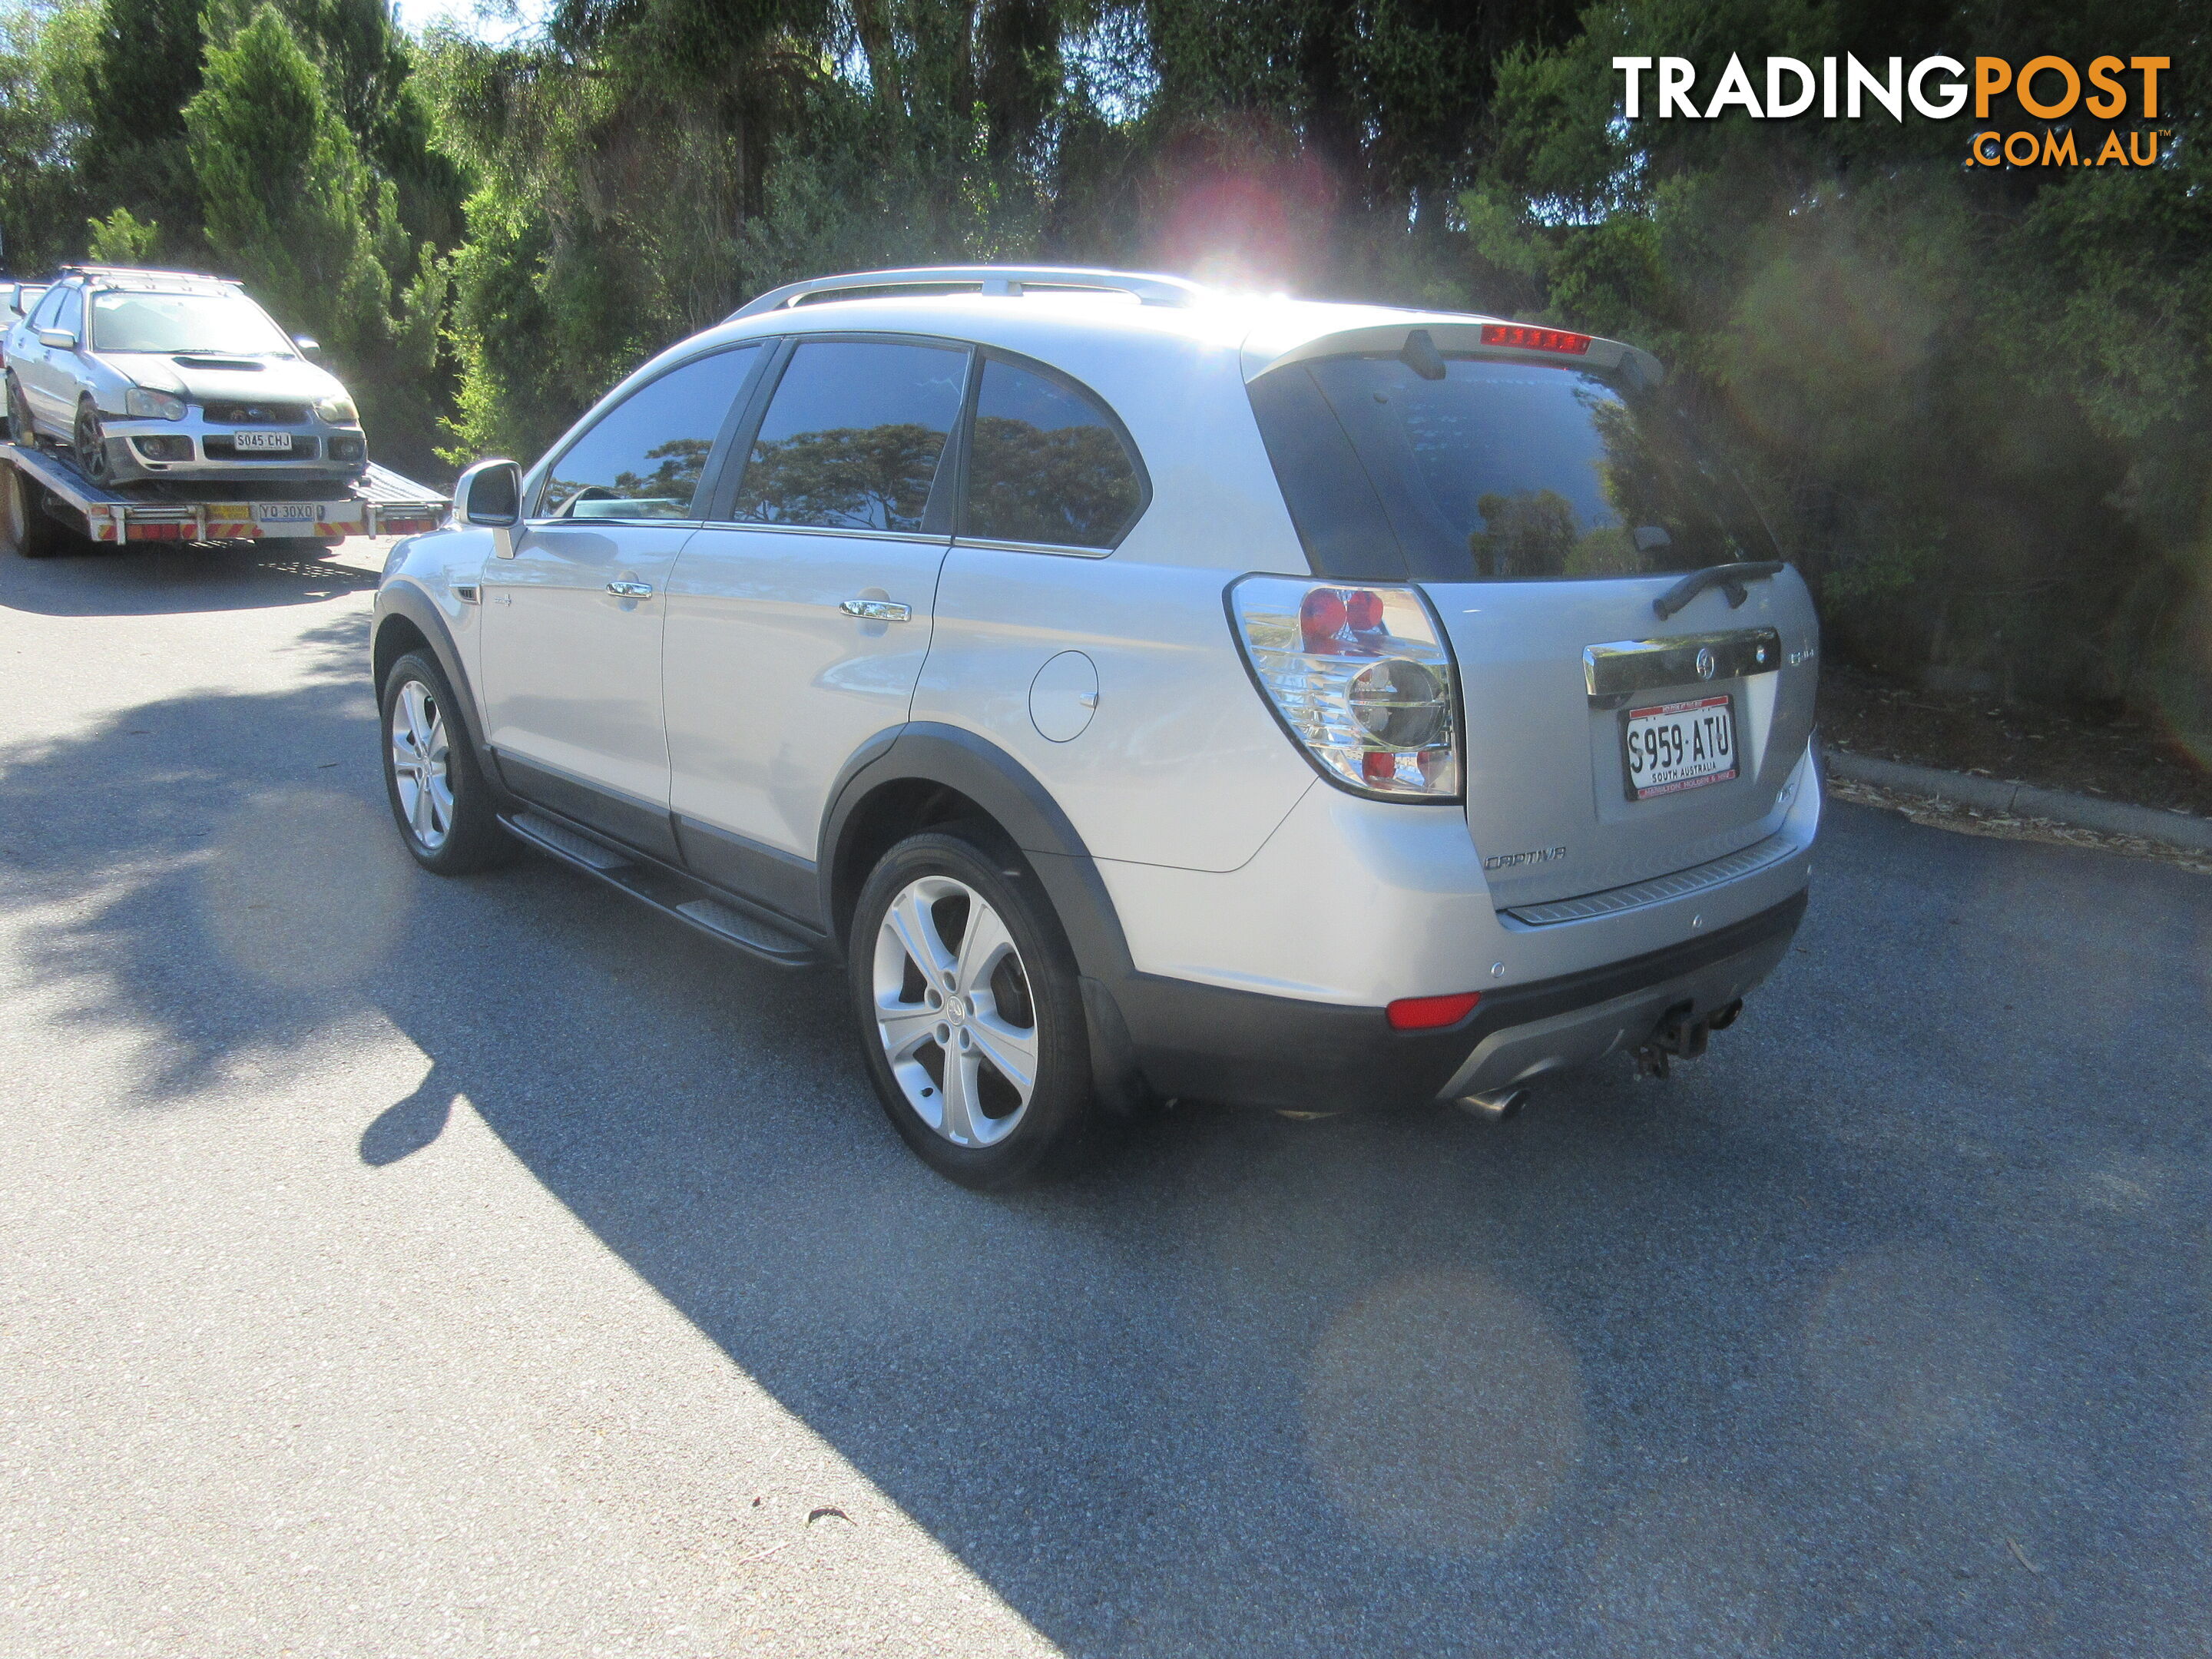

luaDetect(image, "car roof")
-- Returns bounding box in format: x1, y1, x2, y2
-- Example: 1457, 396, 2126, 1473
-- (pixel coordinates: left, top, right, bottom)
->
679, 266, 1663, 387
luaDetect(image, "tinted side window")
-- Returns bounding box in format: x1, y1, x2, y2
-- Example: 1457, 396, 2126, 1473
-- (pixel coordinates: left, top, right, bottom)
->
1247, 365, 1407, 580
52, 287, 82, 336
539, 344, 758, 520
962, 359, 1144, 548
733, 340, 967, 532
28, 286, 62, 329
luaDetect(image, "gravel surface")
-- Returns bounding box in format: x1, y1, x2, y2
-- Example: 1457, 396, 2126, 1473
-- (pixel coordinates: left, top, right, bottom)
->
2, 538, 2210, 1657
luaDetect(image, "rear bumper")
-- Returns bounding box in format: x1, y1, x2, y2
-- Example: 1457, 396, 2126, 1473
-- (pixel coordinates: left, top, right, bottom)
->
1107, 890, 1806, 1113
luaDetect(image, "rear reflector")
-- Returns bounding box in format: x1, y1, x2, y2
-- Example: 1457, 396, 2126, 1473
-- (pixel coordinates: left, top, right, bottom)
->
1386, 991, 1482, 1031
1479, 323, 1591, 356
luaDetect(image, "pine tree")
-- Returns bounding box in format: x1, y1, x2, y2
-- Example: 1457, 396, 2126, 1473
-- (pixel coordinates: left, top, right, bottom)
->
185, 5, 445, 471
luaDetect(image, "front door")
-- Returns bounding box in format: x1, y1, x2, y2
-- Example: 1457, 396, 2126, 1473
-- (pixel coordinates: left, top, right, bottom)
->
478, 343, 764, 858
662, 337, 970, 882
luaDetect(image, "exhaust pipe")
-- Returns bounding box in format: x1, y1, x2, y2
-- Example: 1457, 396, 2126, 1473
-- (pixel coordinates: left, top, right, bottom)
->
1454, 1087, 1528, 1122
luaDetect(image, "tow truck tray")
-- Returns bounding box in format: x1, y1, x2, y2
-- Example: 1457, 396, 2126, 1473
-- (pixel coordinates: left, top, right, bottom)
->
0, 439, 446, 544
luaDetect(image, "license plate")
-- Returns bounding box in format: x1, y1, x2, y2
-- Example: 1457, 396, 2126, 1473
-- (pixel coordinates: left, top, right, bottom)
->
231, 430, 293, 452
1623, 695, 1737, 800
253, 502, 322, 524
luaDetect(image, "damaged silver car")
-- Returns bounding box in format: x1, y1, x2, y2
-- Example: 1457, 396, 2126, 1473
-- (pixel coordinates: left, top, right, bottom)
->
4, 265, 369, 488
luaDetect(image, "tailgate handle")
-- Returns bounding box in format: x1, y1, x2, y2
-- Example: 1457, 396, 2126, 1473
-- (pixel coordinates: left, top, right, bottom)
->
1584, 629, 1782, 704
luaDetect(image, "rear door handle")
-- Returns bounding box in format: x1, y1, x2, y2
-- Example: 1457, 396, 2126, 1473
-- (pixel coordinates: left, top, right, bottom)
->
606, 580, 654, 598
839, 598, 912, 623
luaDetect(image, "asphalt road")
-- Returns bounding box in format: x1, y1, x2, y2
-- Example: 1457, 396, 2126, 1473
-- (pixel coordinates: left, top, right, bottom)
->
2, 536, 2209, 1658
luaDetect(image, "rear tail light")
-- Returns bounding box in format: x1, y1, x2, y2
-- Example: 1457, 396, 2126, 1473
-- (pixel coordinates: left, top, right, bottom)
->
1387, 991, 1482, 1031
1228, 575, 1460, 800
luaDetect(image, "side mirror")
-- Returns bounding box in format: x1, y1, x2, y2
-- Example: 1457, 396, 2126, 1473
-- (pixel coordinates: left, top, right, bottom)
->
37, 328, 76, 350
293, 334, 320, 359
452, 457, 522, 558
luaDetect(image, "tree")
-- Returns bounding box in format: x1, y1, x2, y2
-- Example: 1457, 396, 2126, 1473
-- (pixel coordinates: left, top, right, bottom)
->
185, 5, 446, 472
81, 0, 207, 246
0, 0, 99, 273
1465, 0, 2210, 721
85, 204, 157, 260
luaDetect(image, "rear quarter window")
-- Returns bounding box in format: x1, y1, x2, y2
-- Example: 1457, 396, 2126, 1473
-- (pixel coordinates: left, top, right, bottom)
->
1250, 354, 1777, 582
960, 356, 1145, 548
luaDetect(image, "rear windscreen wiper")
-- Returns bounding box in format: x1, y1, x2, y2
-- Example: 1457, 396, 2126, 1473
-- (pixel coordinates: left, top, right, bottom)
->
1652, 561, 1786, 621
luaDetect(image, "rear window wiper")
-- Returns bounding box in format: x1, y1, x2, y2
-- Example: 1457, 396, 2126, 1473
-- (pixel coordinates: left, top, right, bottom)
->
1652, 561, 1786, 621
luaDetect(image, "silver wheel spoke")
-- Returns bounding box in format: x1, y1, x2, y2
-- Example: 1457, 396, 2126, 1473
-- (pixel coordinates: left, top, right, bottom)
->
968, 1013, 1038, 1103
954, 902, 1015, 997
937, 1050, 985, 1146
402, 684, 436, 753
876, 1001, 939, 1062
887, 888, 955, 985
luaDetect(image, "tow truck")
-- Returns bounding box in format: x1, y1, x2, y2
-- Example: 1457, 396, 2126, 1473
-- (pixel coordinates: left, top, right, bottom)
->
0, 432, 446, 558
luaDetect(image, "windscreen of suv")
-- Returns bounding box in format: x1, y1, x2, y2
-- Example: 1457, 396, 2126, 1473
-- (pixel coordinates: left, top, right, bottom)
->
1249, 354, 1778, 581
91, 292, 293, 355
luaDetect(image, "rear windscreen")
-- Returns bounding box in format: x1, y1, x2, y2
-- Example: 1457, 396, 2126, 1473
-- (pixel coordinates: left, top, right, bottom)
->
1248, 355, 1778, 582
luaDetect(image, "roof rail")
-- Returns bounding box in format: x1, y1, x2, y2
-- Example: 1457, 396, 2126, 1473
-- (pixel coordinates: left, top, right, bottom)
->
58, 263, 236, 283
730, 265, 1209, 321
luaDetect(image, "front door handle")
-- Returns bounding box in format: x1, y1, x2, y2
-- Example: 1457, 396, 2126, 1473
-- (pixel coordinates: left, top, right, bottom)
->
839, 598, 912, 623
606, 580, 654, 598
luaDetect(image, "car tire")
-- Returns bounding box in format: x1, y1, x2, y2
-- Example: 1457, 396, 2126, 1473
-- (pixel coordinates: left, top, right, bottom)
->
849, 827, 1104, 1188
72, 399, 114, 487
5, 375, 34, 446
379, 650, 516, 875
1, 461, 78, 558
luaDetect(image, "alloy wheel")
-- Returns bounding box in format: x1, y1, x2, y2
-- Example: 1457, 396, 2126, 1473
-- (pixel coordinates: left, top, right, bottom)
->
871, 874, 1040, 1147
388, 678, 454, 851
72, 404, 110, 485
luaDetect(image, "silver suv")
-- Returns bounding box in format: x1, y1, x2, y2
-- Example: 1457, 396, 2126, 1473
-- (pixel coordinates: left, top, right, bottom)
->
5, 266, 368, 488
373, 266, 1820, 1187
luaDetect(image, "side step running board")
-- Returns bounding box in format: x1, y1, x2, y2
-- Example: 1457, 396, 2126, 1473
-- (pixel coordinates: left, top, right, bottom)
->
504, 810, 818, 969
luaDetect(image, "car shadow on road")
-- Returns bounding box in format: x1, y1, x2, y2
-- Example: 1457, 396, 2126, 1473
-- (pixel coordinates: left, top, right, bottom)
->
0, 538, 385, 618
5, 660, 2212, 1657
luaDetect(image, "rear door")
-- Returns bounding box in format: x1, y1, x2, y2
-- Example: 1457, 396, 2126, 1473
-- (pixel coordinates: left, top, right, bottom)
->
661, 336, 969, 876
1250, 346, 1818, 909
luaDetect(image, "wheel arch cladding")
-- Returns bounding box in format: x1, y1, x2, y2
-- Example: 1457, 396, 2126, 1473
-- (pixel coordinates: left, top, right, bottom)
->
372, 587, 498, 781
820, 724, 1137, 984
822, 724, 1154, 1121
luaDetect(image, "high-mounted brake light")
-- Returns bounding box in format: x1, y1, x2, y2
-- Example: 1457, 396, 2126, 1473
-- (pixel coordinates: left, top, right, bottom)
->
1479, 323, 1591, 356
1229, 576, 1461, 800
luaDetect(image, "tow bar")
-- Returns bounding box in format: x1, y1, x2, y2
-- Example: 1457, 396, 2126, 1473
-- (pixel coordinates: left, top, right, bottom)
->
1633, 998, 1742, 1079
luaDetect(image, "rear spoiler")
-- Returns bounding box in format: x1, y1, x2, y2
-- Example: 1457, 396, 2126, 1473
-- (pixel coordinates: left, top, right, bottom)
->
1242, 320, 1664, 389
